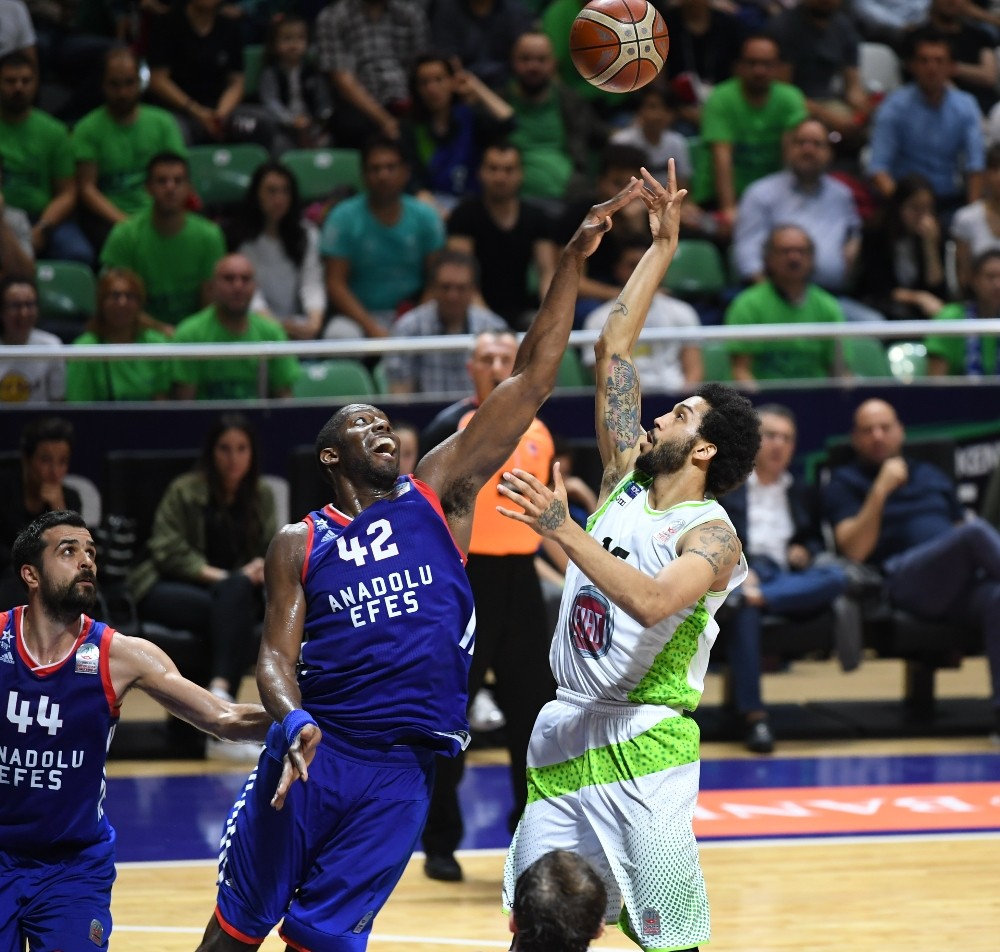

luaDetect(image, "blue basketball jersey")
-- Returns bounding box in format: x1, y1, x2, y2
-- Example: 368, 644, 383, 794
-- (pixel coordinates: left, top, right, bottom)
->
0, 608, 119, 855
295, 475, 475, 756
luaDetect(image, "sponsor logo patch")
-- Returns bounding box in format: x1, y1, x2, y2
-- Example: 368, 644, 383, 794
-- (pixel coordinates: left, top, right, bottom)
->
569, 585, 613, 658
89, 918, 104, 945
641, 907, 661, 935
654, 517, 688, 543
75, 643, 100, 675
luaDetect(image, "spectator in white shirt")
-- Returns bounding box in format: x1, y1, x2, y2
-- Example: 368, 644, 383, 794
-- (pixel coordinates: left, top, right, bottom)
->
0, 275, 64, 403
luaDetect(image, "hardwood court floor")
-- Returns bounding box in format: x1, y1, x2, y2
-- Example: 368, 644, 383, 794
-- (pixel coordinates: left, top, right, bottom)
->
108, 658, 1000, 951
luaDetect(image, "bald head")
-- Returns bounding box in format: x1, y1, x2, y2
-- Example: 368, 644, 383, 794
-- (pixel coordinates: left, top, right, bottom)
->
852, 399, 905, 465
213, 254, 257, 320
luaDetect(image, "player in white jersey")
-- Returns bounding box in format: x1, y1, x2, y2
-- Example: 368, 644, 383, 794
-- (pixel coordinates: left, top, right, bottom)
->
495, 162, 762, 952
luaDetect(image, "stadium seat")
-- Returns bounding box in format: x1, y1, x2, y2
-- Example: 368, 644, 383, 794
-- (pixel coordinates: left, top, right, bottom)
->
293, 359, 377, 398
187, 143, 269, 207
282, 148, 363, 202
661, 239, 727, 298
35, 260, 97, 319
701, 340, 732, 381
556, 348, 592, 388
859, 42, 902, 95
243, 44, 264, 100
843, 337, 892, 378
371, 359, 391, 394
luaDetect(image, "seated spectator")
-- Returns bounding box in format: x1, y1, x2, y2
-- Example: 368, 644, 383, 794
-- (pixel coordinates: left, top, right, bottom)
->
446, 142, 557, 330
400, 54, 514, 217
127, 411, 276, 755
100, 151, 227, 330
926, 249, 1000, 375
552, 143, 649, 324
0, 415, 80, 609
725, 224, 846, 382
383, 250, 508, 394
65, 268, 171, 402
852, 0, 934, 51
505, 31, 605, 205
866, 30, 984, 222
691, 34, 808, 234
171, 253, 300, 400
0, 51, 93, 264
660, 0, 745, 132
822, 398, 1000, 742
0, 155, 34, 281
912, 0, 998, 116
0, 275, 64, 403
733, 118, 883, 322
508, 850, 607, 952
610, 86, 692, 187
431, 0, 533, 92
315, 0, 431, 148
321, 136, 445, 339
74, 47, 187, 253
258, 13, 333, 155
393, 418, 420, 474
951, 144, 1000, 292
229, 161, 326, 341
0, 0, 36, 65
146, 0, 273, 149
581, 238, 703, 392
855, 173, 949, 321
768, 0, 871, 146
720, 404, 851, 754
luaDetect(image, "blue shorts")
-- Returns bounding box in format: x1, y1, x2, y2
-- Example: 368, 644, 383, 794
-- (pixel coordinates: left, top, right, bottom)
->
0, 837, 116, 951
215, 734, 435, 952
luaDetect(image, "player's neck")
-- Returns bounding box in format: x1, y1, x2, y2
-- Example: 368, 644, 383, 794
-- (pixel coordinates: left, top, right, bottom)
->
646, 470, 708, 511
21, 607, 84, 667
333, 477, 403, 516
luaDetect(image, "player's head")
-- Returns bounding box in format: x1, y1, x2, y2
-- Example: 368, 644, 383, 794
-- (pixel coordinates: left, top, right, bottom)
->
637, 383, 759, 496
510, 850, 606, 952
315, 404, 400, 494
851, 398, 905, 465
11, 510, 97, 619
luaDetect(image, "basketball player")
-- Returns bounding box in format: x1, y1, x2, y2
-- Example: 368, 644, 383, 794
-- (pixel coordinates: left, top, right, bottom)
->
194, 177, 646, 952
496, 163, 761, 951
1, 510, 272, 952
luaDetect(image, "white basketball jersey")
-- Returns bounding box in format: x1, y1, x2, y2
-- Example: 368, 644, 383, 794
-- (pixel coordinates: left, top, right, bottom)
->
551, 471, 747, 710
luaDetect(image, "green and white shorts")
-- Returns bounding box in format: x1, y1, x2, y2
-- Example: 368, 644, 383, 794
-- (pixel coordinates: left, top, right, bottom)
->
503, 688, 708, 951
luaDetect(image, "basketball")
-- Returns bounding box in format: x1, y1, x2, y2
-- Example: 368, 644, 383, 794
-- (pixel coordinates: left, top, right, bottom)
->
569, 0, 669, 94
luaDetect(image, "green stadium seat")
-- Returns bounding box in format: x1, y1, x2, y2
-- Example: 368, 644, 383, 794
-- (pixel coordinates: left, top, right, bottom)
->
282, 148, 363, 203
661, 239, 727, 298
556, 348, 592, 388
293, 359, 377, 398
701, 340, 732, 381
843, 337, 892, 378
35, 260, 97, 318
187, 143, 269, 207
243, 44, 264, 100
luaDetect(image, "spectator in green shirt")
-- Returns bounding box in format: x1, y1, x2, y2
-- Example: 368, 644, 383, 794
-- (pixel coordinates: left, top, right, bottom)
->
725, 224, 846, 382
74, 47, 186, 253
693, 35, 808, 235
66, 267, 172, 403
171, 253, 300, 400
0, 51, 93, 264
926, 248, 1000, 376
100, 151, 226, 330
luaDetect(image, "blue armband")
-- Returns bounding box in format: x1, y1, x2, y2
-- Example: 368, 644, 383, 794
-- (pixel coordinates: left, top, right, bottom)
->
282, 709, 318, 749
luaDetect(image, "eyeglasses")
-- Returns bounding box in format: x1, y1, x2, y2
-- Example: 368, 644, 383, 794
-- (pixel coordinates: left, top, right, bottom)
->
2, 300, 38, 311
103, 290, 139, 302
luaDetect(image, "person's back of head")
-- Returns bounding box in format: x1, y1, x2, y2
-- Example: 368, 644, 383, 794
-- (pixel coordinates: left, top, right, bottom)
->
510, 850, 606, 952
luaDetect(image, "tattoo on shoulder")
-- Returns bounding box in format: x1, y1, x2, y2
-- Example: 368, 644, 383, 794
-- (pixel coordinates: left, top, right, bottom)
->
685, 525, 739, 577
602, 355, 641, 453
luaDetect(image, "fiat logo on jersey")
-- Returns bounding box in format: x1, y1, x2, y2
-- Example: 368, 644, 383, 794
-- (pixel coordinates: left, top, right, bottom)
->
570, 586, 613, 658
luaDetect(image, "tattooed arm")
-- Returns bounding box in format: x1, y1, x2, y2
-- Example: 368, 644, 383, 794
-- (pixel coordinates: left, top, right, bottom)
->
593, 163, 688, 503
497, 466, 740, 627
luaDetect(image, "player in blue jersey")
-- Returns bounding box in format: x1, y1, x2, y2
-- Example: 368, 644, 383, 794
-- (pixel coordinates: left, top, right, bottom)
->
195, 178, 648, 952
1, 509, 273, 952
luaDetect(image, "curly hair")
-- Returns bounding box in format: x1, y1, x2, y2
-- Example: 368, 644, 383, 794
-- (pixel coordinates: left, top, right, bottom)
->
696, 383, 760, 497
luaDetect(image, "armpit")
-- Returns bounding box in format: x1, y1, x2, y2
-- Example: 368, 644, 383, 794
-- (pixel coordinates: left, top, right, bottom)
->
441, 475, 476, 520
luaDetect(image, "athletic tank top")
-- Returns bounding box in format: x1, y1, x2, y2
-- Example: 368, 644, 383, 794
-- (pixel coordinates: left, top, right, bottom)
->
551, 472, 747, 711
0, 608, 119, 855
296, 475, 475, 755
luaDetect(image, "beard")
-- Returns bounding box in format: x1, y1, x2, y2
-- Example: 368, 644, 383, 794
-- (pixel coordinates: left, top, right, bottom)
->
635, 434, 697, 478
39, 573, 98, 623
345, 452, 399, 492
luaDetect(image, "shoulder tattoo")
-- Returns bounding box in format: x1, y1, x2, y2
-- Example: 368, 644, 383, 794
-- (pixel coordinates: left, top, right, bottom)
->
685, 524, 739, 577
602, 354, 641, 453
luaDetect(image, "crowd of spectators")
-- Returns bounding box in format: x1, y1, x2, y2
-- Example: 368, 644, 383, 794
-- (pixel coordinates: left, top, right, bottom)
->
5, 0, 1000, 402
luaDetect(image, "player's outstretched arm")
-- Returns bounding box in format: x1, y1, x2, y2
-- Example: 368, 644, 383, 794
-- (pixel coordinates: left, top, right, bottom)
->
418, 179, 643, 528
108, 635, 271, 743
594, 163, 687, 500
256, 524, 322, 808
497, 465, 740, 626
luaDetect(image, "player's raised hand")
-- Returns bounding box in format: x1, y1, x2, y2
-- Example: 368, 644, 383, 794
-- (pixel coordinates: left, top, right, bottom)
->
271, 722, 322, 811
566, 177, 644, 259
636, 159, 687, 245
497, 462, 571, 540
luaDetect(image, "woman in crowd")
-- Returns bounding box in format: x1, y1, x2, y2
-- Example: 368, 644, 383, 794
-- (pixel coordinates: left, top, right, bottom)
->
951, 144, 1000, 295
128, 412, 277, 724
228, 161, 326, 339
855, 173, 949, 321
65, 268, 171, 402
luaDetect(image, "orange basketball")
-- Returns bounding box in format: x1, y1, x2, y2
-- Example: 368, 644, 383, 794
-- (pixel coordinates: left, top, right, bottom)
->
569, 0, 669, 94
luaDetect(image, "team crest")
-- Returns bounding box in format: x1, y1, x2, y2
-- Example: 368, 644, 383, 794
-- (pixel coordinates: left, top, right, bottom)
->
654, 517, 687, 543
89, 919, 104, 945
641, 907, 661, 935
75, 643, 100, 675
569, 585, 613, 658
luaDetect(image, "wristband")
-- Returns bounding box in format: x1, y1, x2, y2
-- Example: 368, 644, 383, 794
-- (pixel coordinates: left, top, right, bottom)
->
282, 709, 317, 749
